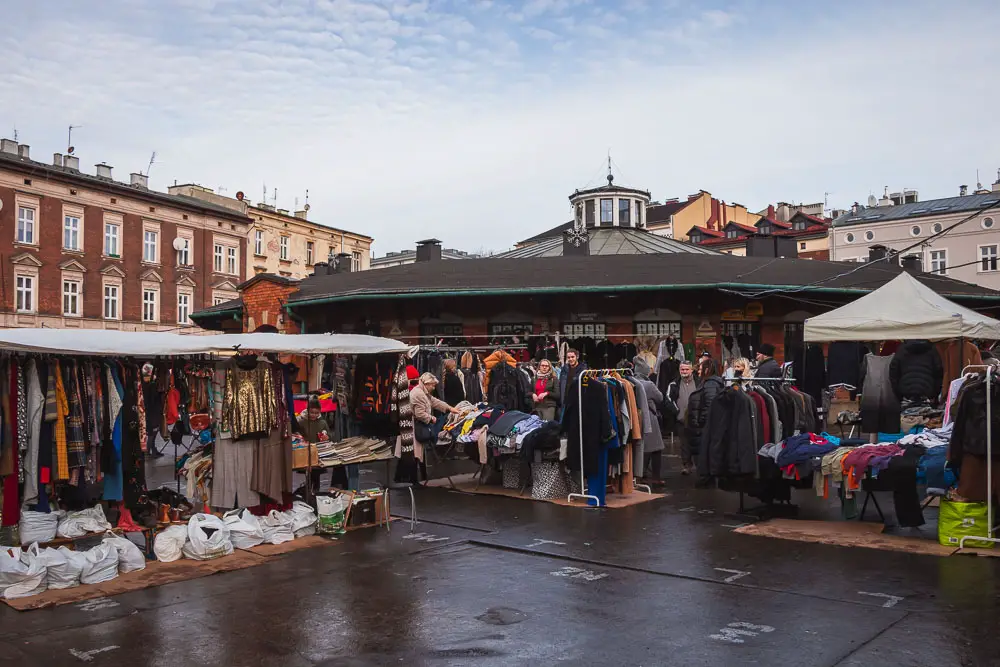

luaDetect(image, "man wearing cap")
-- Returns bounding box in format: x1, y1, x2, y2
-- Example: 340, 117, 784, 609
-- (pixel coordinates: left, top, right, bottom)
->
755, 343, 782, 379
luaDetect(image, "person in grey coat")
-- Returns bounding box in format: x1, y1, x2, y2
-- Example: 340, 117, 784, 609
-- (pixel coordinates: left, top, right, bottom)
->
633, 356, 665, 482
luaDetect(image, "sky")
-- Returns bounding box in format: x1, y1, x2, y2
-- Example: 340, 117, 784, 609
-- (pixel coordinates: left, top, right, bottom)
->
3, 0, 1000, 255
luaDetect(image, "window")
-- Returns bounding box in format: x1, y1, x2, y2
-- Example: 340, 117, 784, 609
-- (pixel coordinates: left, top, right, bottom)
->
845, 233, 855, 243
306, 241, 314, 265
585, 200, 595, 225
62, 280, 80, 317
142, 289, 158, 322
214, 244, 224, 272
16, 207, 35, 244
600, 199, 613, 225
932, 222, 943, 233
726, 229, 740, 239
177, 293, 191, 324
103, 284, 120, 320
15, 275, 34, 313
177, 237, 191, 266
864, 230, 875, 242
226, 246, 237, 274
799, 242, 807, 250
143, 229, 158, 262
983, 217, 995, 230
759, 224, 772, 235
64, 215, 81, 250
910, 225, 921, 237
793, 220, 806, 231
689, 232, 702, 244
929, 249, 948, 275
279, 236, 289, 260
352, 251, 362, 271
213, 296, 227, 306
254, 230, 264, 255
104, 223, 120, 256
618, 199, 630, 226
980, 245, 998, 272
634, 200, 642, 226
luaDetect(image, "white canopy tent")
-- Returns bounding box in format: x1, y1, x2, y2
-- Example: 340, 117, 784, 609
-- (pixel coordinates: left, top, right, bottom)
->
0, 328, 410, 357
803, 272, 1000, 342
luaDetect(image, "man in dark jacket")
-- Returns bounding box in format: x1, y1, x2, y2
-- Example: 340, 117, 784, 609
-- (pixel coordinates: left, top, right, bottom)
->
684, 359, 725, 483
666, 361, 700, 474
889, 339, 944, 402
558, 349, 587, 421
755, 343, 782, 379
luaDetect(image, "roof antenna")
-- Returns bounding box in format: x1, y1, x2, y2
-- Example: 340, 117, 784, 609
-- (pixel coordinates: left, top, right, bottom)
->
273, 187, 278, 207
145, 151, 156, 177
977, 169, 982, 190
606, 149, 614, 185
262, 183, 267, 205
12, 124, 16, 143
304, 188, 311, 212
67, 124, 81, 154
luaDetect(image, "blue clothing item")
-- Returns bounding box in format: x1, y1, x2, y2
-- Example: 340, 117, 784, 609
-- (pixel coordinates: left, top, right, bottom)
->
820, 433, 841, 446
878, 431, 906, 442
775, 433, 838, 468
918, 446, 952, 490
586, 385, 621, 507
102, 367, 125, 502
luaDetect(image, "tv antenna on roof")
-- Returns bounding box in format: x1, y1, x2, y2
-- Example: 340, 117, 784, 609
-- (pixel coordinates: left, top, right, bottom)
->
304, 188, 310, 212
145, 151, 156, 177
67, 125, 81, 154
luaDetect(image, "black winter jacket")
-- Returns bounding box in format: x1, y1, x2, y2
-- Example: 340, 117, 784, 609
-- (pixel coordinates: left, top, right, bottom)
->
699, 388, 758, 476
755, 357, 782, 379
889, 340, 944, 401
683, 376, 724, 454
949, 377, 1000, 463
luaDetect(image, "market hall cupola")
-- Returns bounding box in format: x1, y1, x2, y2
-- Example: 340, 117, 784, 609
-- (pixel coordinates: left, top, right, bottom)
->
569, 169, 652, 232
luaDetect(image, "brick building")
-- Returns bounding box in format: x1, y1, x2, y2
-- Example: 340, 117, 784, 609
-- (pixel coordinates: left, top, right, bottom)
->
0, 138, 249, 331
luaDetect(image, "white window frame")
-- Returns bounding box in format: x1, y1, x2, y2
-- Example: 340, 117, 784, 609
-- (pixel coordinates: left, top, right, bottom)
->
177, 237, 191, 266
177, 291, 192, 325
979, 244, 999, 273
213, 243, 224, 272
279, 235, 289, 260
63, 215, 81, 251
254, 229, 264, 256
17, 206, 36, 245
352, 251, 362, 272
226, 245, 238, 275
15, 273, 35, 313
104, 221, 121, 257
306, 241, 314, 265
62, 278, 81, 317
103, 282, 121, 320
142, 287, 159, 322
142, 229, 159, 263
927, 248, 948, 275
599, 198, 613, 225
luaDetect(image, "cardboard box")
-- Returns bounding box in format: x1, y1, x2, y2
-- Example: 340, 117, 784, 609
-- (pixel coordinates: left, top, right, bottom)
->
292, 444, 319, 469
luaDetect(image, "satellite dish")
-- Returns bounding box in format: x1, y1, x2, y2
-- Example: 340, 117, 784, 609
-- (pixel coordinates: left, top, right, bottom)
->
67, 146, 75, 154
172, 237, 186, 251
303, 203, 311, 211
236, 191, 245, 201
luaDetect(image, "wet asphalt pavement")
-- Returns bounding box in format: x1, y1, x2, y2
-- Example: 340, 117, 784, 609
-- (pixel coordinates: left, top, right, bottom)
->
2, 453, 999, 666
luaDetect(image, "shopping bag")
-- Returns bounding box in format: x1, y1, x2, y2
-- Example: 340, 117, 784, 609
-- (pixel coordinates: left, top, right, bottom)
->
80, 543, 119, 585
0, 546, 47, 599
153, 525, 188, 563
19, 511, 59, 545
316, 493, 352, 535
102, 534, 147, 573
260, 510, 295, 545
182, 514, 233, 561
283, 501, 318, 538
938, 499, 995, 549
531, 462, 571, 500
223, 509, 266, 550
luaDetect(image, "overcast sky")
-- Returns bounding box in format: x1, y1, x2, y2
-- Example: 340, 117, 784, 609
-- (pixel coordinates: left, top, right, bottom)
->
3, 0, 1000, 254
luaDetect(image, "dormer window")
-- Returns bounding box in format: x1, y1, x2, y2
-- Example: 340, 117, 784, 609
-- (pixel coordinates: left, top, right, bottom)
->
690, 231, 702, 243
726, 229, 740, 239
793, 220, 807, 231
759, 224, 772, 235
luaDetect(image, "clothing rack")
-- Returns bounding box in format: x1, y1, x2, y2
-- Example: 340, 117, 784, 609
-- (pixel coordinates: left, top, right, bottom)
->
958, 364, 998, 549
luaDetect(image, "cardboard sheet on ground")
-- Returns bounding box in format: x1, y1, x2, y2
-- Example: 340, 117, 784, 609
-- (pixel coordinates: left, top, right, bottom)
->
733, 519, 959, 556
427, 472, 665, 508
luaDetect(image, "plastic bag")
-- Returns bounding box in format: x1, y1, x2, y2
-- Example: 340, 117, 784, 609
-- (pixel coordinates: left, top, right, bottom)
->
19, 511, 59, 545
182, 514, 233, 561
284, 501, 318, 538
80, 542, 119, 585
0, 546, 47, 599
939, 499, 995, 549
153, 525, 188, 563
57, 506, 112, 539
260, 510, 295, 545
316, 494, 351, 535
223, 509, 265, 550
102, 534, 146, 573
33, 546, 85, 590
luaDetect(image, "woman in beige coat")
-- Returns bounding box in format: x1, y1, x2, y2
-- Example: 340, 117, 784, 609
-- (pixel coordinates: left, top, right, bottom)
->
409, 372, 459, 443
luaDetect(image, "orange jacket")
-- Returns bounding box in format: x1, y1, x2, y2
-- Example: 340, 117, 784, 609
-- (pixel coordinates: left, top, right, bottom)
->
482, 350, 517, 395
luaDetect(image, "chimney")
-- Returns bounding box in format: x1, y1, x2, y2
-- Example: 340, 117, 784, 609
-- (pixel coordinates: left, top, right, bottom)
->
53, 153, 64, 167
415, 239, 443, 263
333, 252, 353, 273
17, 144, 29, 160
960, 184, 968, 196
993, 169, 1000, 193
294, 209, 308, 220
900, 254, 922, 272
63, 155, 80, 171
130, 172, 148, 188
868, 244, 889, 262
0, 138, 17, 155
850, 202, 859, 214
95, 163, 113, 179
767, 204, 775, 219
277, 208, 289, 216
563, 229, 590, 256
311, 261, 329, 277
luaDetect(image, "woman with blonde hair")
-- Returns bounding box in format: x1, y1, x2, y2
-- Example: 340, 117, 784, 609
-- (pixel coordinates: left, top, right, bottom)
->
724, 357, 752, 385
531, 359, 559, 420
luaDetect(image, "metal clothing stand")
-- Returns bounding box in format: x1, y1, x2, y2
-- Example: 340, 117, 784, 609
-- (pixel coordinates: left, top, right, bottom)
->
958, 364, 998, 549
567, 368, 648, 507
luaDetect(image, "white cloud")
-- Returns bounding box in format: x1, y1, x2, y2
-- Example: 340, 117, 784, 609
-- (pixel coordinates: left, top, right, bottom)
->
2, 0, 999, 256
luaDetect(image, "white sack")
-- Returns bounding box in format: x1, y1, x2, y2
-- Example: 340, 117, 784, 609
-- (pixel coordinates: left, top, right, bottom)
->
182, 514, 233, 561
57, 506, 112, 539
36, 546, 86, 590
260, 510, 295, 545
19, 511, 59, 545
102, 534, 146, 574
0, 546, 47, 599
153, 525, 188, 563
223, 509, 265, 550
80, 542, 119, 585
283, 501, 318, 538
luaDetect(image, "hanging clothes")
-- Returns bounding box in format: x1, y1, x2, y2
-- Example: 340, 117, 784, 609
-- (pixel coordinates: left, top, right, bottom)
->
861, 353, 901, 434
102, 365, 125, 502
222, 356, 278, 441
211, 365, 260, 509
121, 363, 148, 511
